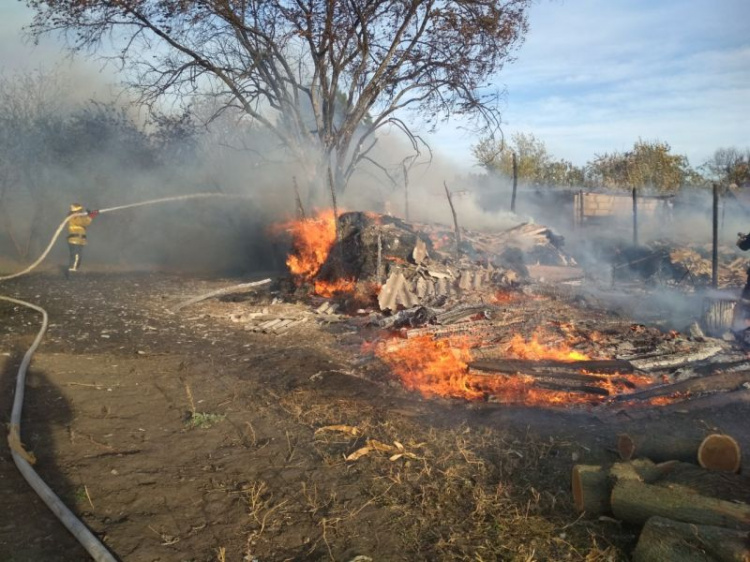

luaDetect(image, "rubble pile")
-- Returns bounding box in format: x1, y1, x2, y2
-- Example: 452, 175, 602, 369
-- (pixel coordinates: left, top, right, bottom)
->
665, 245, 749, 287
617, 241, 750, 287
314, 212, 576, 311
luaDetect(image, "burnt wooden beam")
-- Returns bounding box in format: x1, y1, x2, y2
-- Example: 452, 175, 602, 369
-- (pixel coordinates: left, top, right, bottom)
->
612, 370, 750, 402
534, 380, 610, 397
469, 357, 635, 375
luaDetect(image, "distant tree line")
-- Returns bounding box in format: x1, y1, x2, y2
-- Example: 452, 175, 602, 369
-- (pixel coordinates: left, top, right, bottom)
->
0, 70, 204, 260
473, 133, 750, 194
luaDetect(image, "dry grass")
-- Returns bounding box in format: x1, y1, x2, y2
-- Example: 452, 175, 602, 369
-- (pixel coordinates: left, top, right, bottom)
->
258, 388, 633, 561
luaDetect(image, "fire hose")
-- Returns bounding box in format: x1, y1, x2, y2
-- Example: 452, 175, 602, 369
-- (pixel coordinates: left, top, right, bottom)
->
0, 192, 248, 560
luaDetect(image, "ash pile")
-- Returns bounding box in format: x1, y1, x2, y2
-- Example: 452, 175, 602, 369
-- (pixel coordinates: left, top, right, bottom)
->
313, 211, 575, 312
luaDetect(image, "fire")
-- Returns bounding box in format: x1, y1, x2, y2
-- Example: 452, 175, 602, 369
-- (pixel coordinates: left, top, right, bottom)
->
506, 333, 590, 361
375, 332, 660, 407
282, 210, 337, 281
376, 336, 481, 400
314, 278, 357, 298
278, 209, 355, 297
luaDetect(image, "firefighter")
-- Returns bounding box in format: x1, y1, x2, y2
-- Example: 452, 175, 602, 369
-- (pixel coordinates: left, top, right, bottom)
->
67, 203, 99, 273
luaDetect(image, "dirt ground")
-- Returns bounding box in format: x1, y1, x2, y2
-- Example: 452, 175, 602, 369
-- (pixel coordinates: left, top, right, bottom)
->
1, 271, 749, 562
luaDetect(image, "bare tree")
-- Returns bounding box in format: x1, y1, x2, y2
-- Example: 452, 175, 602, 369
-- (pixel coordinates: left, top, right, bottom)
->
26, 0, 531, 199
702, 147, 750, 187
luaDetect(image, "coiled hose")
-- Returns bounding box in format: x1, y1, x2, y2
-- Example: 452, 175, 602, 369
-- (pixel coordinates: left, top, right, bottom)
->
1, 192, 248, 560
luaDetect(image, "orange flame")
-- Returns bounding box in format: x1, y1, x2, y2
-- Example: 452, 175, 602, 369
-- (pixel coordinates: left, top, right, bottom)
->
506, 333, 590, 361
314, 278, 357, 298
282, 210, 337, 281
376, 336, 480, 399
375, 333, 663, 407
278, 209, 355, 297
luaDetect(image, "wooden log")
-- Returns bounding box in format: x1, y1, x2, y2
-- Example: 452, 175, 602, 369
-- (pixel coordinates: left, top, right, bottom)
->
655, 461, 750, 504
572, 459, 665, 515
633, 516, 750, 562
699, 434, 742, 473
618, 432, 742, 472
613, 370, 750, 402
611, 479, 750, 530
617, 431, 706, 463
572, 465, 609, 514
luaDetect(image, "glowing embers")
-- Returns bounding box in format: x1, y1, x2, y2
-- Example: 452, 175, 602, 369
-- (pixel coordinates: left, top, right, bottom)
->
279, 209, 355, 297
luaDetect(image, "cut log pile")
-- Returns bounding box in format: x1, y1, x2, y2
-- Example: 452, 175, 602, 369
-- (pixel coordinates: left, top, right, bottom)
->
572, 434, 749, 561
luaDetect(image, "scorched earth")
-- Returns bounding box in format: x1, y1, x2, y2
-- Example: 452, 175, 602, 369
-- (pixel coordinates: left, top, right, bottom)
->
1, 269, 749, 562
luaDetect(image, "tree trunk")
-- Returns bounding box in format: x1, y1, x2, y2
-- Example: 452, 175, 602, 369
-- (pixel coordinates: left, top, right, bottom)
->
403, 161, 410, 221
611, 479, 750, 530
633, 516, 750, 562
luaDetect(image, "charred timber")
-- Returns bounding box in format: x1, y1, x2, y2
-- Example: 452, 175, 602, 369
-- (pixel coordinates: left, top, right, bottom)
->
613, 370, 750, 402
469, 363, 610, 384
470, 357, 635, 374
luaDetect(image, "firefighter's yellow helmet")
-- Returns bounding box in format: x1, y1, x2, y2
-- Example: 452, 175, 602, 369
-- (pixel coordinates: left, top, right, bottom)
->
70, 203, 84, 212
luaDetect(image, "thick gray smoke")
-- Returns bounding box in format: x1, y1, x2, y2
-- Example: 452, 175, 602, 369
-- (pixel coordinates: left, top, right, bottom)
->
2, 63, 746, 329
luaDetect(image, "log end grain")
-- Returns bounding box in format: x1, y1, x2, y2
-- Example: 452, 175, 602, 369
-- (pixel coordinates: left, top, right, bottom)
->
699, 434, 742, 473
617, 433, 635, 461
572, 465, 610, 514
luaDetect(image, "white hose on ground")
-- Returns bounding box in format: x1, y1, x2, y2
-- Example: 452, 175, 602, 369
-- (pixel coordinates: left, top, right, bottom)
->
0, 192, 251, 560
1, 296, 117, 562
0, 192, 246, 282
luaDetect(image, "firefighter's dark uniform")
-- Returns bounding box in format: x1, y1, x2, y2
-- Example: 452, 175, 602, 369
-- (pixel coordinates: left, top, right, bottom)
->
732, 233, 750, 333
67, 203, 93, 272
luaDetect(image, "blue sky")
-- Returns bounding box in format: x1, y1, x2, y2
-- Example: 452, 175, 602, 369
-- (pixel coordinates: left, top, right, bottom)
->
2, 0, 748, 171
430, 0, 749, 170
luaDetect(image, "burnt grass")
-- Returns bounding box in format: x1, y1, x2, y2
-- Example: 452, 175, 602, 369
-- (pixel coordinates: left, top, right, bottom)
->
1, 271, 747, 561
